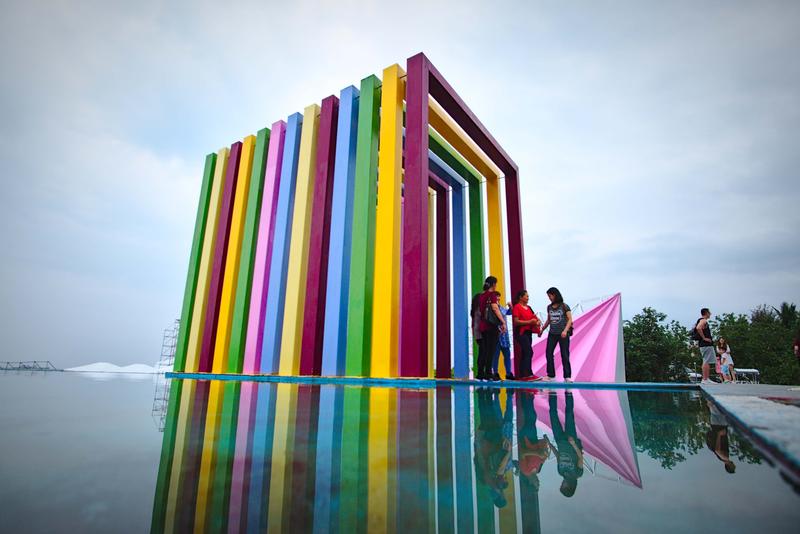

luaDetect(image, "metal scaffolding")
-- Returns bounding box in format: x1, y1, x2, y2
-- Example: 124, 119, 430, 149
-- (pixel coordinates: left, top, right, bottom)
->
151, 320, 179, 432
1, 361, 61, 371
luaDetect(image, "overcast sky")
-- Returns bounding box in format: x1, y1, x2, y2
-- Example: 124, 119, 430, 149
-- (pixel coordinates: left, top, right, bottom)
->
1, 0, 798, 368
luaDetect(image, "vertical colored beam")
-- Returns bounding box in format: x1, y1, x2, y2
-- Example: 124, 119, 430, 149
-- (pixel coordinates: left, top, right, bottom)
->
227, 382, 258, 532
280, 104, 321, 376
261, 114, 303, 374
228, 129, 270, 373
395, 390, 430, 531
300, 96, 339, 375
289, 386, 321, 530
198, 142, 241, 372
174, 155, 216, 372
313, 386, 344, 534
150, 379, 183, 532
371, 64, 405, 378
345, 76, 381, 377
322, 86, 360, 376
185, 149, 229, 373
243, 121, 287, 374
246, 383, 278, 532
267, 384, 298, 528
194, 380, 225, 531
435, 388, 455, 534
485, 177, 506, 303
503, 166, 527, 376
427, 190, 435, 379
367, 387, 392, 531
339, 387, 370, 534
401, 54, 429, 377
209, 381, 240, 532
450, 180, 469, 378
212, 135, 256, 373
435, 185, 451, 378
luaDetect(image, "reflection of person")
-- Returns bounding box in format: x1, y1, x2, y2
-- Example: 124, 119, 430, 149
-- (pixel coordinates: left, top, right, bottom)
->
695, 308, 715, 384
474, 388, 515, 508
512, 290, 542, 381
492, 295, 516, 381
706, 401, 736, 473
548, 391, 584, 497
539, 287, 574, 383
514, 390, 550, 490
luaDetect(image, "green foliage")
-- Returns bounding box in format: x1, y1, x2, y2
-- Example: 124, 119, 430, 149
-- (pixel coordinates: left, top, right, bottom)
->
623, 308, 693, 382
624, 303, 800, 385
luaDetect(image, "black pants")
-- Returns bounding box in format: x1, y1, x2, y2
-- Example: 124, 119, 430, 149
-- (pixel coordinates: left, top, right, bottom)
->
545, 334, 571, 379
515, 331, 534, 378
479, 329, 498, 378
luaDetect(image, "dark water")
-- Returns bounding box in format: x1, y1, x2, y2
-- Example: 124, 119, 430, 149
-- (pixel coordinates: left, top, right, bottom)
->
0, 372, 797, 533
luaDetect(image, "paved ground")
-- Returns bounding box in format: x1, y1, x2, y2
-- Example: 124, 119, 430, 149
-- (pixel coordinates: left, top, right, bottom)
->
701, 382, 800, 477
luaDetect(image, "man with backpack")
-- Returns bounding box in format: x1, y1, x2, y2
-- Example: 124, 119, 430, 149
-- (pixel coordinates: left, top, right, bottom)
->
694, 308, 715, 384
477, 276, 506, 381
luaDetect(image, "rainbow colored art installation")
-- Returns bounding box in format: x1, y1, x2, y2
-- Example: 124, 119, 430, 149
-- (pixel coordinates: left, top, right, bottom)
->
151, 382, 641, 532
172, 53, 528, 379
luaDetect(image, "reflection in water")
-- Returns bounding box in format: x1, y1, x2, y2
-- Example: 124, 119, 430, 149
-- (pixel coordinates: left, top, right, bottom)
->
151, 383, 646, 533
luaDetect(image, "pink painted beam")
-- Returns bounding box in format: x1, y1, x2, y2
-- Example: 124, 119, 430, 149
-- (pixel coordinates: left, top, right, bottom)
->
243, 121, 287, 374
300, 96, 339, 375
198, 142, 242, 372
400, 53, 430, 377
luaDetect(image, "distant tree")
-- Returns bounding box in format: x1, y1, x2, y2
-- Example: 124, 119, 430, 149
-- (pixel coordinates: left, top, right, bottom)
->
624, 308, 693, 382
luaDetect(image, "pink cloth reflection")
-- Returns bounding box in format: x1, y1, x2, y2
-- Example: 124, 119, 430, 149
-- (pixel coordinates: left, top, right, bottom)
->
533, 389, 642, 488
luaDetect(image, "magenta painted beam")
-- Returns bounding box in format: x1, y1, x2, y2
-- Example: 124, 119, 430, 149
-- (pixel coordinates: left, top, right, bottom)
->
242, 121, 287, 374
400, 53, 430, 378
412, 52, 527, 375
300, 96, 339, 376
198, 141, 242, 372
428, 176, 451, 379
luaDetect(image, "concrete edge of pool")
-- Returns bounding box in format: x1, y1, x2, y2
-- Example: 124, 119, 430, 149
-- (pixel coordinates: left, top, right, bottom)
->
165, 372, 800, 482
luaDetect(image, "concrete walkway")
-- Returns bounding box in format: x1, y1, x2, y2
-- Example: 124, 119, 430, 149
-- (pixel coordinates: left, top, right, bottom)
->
702, 382, 800, 477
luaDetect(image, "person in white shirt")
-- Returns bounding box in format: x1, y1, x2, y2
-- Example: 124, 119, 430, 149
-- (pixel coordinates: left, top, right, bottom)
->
717, 338, 735, 383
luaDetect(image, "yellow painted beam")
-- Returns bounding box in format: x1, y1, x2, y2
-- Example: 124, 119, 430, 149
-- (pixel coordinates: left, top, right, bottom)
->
194, 381, 225, 532
279, 104, 320, 376
212, 136, 256, 373
370, 64, 405, 378
267, 384, 298, 529
367, 387, 394, 532
185, 148, 229, 372
429, 101, 507, 299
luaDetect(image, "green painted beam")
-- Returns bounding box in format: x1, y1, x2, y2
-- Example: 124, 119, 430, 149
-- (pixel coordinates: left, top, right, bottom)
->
345, 75, 381, 377
228, 128, 270, 373
174, 154, 217, 372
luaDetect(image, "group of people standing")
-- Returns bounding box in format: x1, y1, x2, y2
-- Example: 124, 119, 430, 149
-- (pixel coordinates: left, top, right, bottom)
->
471, 276, 575, 382
695, 308, 736, 384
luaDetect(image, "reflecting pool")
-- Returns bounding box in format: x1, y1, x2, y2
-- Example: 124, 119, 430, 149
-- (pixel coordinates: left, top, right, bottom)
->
0, 373, 798, 533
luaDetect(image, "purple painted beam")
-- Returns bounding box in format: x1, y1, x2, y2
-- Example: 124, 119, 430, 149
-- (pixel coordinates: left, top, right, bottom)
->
300, 96, 339, 376
198, 141, 242, 372
410, 52, 527, 376
243, 121, 287, 374
400, 53, 430, 378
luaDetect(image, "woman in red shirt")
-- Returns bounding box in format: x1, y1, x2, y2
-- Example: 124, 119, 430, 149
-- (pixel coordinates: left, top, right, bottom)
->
512, 290, 542, 381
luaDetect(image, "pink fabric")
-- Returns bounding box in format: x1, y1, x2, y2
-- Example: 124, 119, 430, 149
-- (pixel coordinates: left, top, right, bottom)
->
533, 389, 642, 488
243, 121, 287, 374
532, 293, 623, 382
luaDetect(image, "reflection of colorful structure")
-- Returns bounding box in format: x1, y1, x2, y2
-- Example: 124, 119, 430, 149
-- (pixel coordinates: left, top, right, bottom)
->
172, 53, 527, 379
151, 382, 640, 532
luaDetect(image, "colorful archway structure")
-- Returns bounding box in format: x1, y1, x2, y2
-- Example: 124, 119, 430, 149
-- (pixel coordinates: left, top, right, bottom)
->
172, 53, 526, 379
